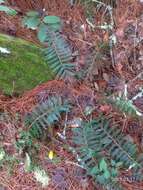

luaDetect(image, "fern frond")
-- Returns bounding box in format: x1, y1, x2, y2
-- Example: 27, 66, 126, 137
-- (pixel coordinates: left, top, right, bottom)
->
43, 29, 75, 79
72, 117, 143, 189
108, 97, 142, 117
72, 121, 123, 189
25, 96, 70, 138
73, 118, 142, 168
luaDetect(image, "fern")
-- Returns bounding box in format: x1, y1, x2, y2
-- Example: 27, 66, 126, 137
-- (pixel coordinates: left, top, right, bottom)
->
25, 96, 70, 138
72, 117, 143, 189
23, 10, 75, 79
108, 97, 142, 117
76, 43, 110, 81
43, 29, 75, 79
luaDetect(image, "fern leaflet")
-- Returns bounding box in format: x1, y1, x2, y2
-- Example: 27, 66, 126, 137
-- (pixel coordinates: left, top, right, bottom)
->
72, 117, 143, 189
25, 96, 70, 138
43, 29, 75, 79
108, 97, 142, 117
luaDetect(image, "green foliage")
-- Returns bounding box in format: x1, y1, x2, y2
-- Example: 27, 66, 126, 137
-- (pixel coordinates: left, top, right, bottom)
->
24, 153, 32, 172
23, 11, 75, 80
108, 97, 142, 117
43, 29, 75, 79
15, 96, 71, 183
0, 148, 19, 174
24, 96, 71, 139
16, 130, 38, 152
0, 148, 5, 161
71, 117, 143, 189
43, 15, 61, 25
23, 12, 40, 29
24, 153, 50, 187
16, 133, 50, 186
90, 158, 122, 185
75, 43, 110, 81
23, 11, 61, 42
0, 0, 17, 15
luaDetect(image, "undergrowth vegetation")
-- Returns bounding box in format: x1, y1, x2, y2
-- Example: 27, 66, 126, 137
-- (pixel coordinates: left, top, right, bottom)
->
0, 0, 143, 189
72, 117, 143, 189
23, 10, 76, 80
25, 96, 71, 139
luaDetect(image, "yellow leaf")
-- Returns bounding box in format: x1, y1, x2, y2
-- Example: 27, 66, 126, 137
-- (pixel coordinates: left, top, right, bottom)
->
48, 150, 54, 160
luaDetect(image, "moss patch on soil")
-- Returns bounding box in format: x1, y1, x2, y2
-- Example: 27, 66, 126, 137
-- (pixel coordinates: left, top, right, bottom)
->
0, 33, 53, 95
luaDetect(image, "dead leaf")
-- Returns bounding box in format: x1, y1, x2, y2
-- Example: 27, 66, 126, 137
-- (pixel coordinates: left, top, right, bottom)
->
100, 105, 111, 113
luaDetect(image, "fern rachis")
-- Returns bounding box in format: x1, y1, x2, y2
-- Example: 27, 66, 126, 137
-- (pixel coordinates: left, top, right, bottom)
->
71, 117, 143, 189
24, 96, 71, 138
43, 29, 75, 79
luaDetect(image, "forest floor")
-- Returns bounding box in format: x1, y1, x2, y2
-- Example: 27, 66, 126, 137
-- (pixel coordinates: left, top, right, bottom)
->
0, 0, 143, 190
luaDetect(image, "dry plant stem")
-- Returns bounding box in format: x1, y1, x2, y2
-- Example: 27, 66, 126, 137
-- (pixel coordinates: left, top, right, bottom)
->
68, 180, 77, 190
63, 111, 68, 137
65, 160, 84, 168
72, 94, 88, 121
133, 18, 138, 67
71, 36, 93, 46
92, 0, 114, 26
87, 0, 115, 66
122, 117, 128, 132
109, 42, 115, 66
127, 72, 143, 85
57, 133, 85, 169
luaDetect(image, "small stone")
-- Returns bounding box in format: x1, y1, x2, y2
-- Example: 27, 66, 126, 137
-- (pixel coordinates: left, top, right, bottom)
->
0, 47, 10, 54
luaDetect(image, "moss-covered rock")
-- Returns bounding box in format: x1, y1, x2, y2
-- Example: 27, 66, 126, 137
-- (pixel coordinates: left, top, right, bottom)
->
0, 33, 53, 95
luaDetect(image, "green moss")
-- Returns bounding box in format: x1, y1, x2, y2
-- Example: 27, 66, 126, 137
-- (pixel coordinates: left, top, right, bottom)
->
0, 33, 53, 95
